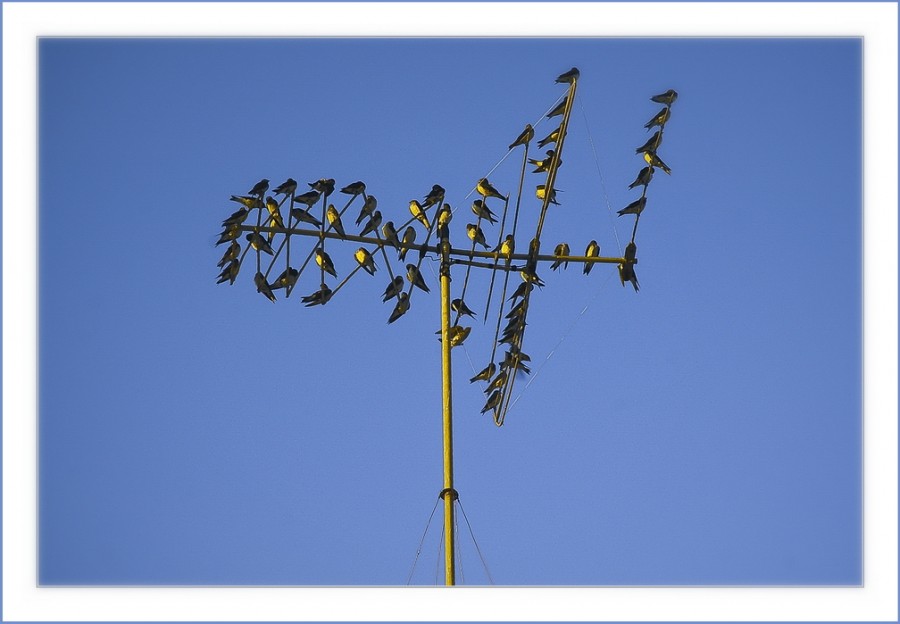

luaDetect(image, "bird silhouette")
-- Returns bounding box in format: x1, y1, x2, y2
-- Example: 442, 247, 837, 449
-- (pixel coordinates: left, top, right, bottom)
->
550, 242, 570, 270
643, 151, 672, 174
555, 67, 580, 83
315, 248, 337, 277
301, 284, 333, 307
644, 107, 671, 131
583, 240, 600, 274
271, 267, 299, 291
535, 185, 561, 205
499, 234, 515, 260
406, 264, 430, 293
293, 190, 321, 207
650, 89, 678, 105
354, 247, 377, 275
290, 207, 322, 228
546, 96, 568, 118
248, 179, 269, 197
382, 275, 404, 302
355, 195, 377, 226
216, 225, 241, 246
635, 131, 663, 155
422, 184, 445, 208
537, 127, 560, 148
388, 292, 410, 323
217, 240, 241, 268
381, 221, 401, 250
471, 199, 498, 224
529, 150, 558, 173
272, 178, 298, 196
481, 390, 502, 414
399, 226, 416, 261
340, 180, 366, 196
508, 124, 534, 150
451, 298, 477, 318
470, 363, 496, 384
617, 197, 646, 217
245, 232, 274, 255
476, 178, 505, 200
326, 204, 346, 237
254, 272, 276, 302
230, 195, 262, 210
467, 223, 489, 249
216, 259, 241, 285
359, 210, 382, 237
409, 200, 431, 230
308, 178, 335, 195
618, 241, 640, 291
628, 166, 654, 189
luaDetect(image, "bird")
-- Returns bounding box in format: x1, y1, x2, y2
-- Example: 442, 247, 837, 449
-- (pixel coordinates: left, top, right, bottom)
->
519, 269, 544, 287
481, 390, 502, 415
359, 210, 382, 237
555, 67, 580, 83
399, 226, 416, 261
406, 264, 430, 293
505, 299, 527, 319
486, 370, 508, 394
628, 166, 654, 189
216, 259, 241, 285
466, 223, 489, 249
529, 150, 559, 173
381, 221, 401, 250
470, 363, 496, 384
476, 178, 505, 200
451, 298, 476, 318
301, 284, 333, 307
382, 275, 404, 302
508, 124, 534, 150
635, 131, 663, 155
230, 194, 262, 210
308, 178, 335, 195
535, 185, 561, 205
292, 190, 321, 207
271, 267, 299, 291
618, 241, 640, 292
436, 205, 452, 239
499, 234, 515, 260
409, 200, 431, 230
315, 248, 337, 277
471, 199, 498, 224
265, 196, 284, 240
326, 204, 346, 237
272, 178, 298, 196
217, 240, 241, 268
245, 232, 274, 255
221, 207, 249, 227
583, 240, 600, 275
354, 195, 377, 226
340, 180, 366, 196
254, 271, 276, 302
248, 179, 269, 197
644, 107, 671, 130
509, 281, 532, 300
216, 225, 241, 246
422, 184, 445, 208
617, 197, 646, 217
537, 127, 560, 148
290, 207, 322, 228
550, 242, 570, 270
448, 325, 471, 347
650, 89, 678, 105
354, 247, 377, 275
546, 96, 567, 118
643, 151, 672, 174
388, 292, 410, 323
502, 349, 531, 375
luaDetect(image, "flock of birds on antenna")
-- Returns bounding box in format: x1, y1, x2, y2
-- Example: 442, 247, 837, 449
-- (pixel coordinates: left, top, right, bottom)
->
214, 67, 676, 425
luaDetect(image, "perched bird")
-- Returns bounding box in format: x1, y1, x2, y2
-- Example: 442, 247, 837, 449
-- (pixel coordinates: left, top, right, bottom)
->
272, 178, 298, 196
409, 200, 431, 230
448, 325, 471, 348
406, 263, 430, 293
537, 127, 560, 148
354, 247, 377, 275
254, 272, 276, 302
635, 131, 663, 154
216, 259, 240, 285
643, 151, 672, 174
466, 223, 489, 249
301, 284, 333, 307
499, 234, 515, 260
399, 226, 416, 261
437, 205, 452, 239
583, 240, 600, 275
308, 178, 335, 195
470, 363, 496, 384
216, 224, 241, 246
476, 177, 505, 200
502, 349, 531, 375
451, 298, 477, 318
422, 184, 445, 208
519, 269, 544, 287
359, 210, 382, 237
529, 150, 559, 173
292, 190, 321, 207
245, 232, 274, 255
481, 390, 502, 415
271, 267, 299, 291
388, 292, 410, 323
290, 207, 322, 228
326, 204, 346, 237
382, 275, 404, 302
505, 299, 527, 319
650, 89, 678, 105
550, 242, 570, 270
555, 67, 580, 83
546, 96, 567, 118
340, 180, 366, 196
471, 199, 498, 224
230, 194, 262, 210
315, 248, 337, 277
508, 281, 532, 300
381, 221, 401, 250
486, 370, 508, 394
644, 107, 671, 131
248, 179, 269, 197
617, 197, 647, 217
355, 194, 378, 226
265, 196, 284, 240
508, 124, 534, 150
628, 166, 654, 189
535, 185, 561, 205
222, 207, 249, 227
217, 240, 241, 268
618, 241, 640, 292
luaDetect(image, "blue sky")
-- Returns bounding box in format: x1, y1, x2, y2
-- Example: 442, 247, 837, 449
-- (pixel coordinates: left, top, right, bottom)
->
36, 36, 862, 586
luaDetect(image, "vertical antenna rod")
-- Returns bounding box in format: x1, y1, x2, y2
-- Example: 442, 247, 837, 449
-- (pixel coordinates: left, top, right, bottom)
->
439, 232, 457, 586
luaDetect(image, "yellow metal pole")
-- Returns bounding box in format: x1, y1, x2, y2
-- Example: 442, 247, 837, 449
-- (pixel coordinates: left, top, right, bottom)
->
439, 237, 456, 586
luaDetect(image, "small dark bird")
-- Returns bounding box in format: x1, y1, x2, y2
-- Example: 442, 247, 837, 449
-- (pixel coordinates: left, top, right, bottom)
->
292, 190, 321, 207
635, 131, 663, 155
355, 195, 377, 226
245, 232, 274, 255
422, 184, 445, 208
519, 269, 544, 288
644, 107, 671, 131
381, 221, 401, 250
315, 248, 337, 277
508, 281, 532, 300
470, 363, 496, 384
650, 89, 678, 105
382, 275, 404, 302
628, 166, 654, 189
437, 205, 452, 239
499, 234, 515, 260
271, 267, 299, 291
230, 195, 262, 210
617, 197, 646, 217
476, 178, 505, 200
466, 223, 489, 249
451, 298, 476, 318
486, 370, 508, 394
248, 179, 269, 197
406, 264, 430, 293
216, 259, 241, 285
508, 124, 534, 150
618, 241, 640, 291
481, 390, 502, 415
445, 325, 471, 348
409, 200, 431, 230
529, 150, 559, 173
254, 272, 276, 302
643, 151, 672, 174
302, 284, 333, 307
217, 240, 241, 268
550, 242, 570, 270
265, 196, 284, 239
221, 207, 249, 227
354, 247, 377, 275
399, 226, 416, 261
471, 199, 498, 224
272, 178, 298, 196
583, 240, 600, 275
290, 207, 322, 228
546, 96, 567, 118
308, 178, 335, 195
216, 225, 241, 246
537, 127, 560, 148
326, 204, 346, 237
340, 180, 366, 196
555, 67, 580, 84
388, 292, 410, 323
535, 185, 560, 205
359, 210, 382, 237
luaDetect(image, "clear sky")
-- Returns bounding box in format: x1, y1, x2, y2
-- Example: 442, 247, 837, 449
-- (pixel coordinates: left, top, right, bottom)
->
37, 36, 862, 586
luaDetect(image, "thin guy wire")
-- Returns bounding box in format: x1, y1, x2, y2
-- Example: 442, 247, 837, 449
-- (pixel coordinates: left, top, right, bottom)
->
406, 496, 441, 585
458, 498, 495, 585
579, 97, 622, 256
